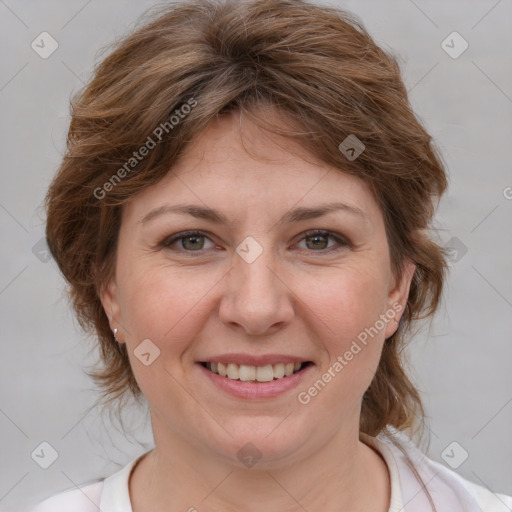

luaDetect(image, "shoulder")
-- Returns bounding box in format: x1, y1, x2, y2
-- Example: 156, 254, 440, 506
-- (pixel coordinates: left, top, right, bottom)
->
457, 474, 512, 511
27, 481, 103, 512
27, 451, 149, 512
369, 428, 512, 512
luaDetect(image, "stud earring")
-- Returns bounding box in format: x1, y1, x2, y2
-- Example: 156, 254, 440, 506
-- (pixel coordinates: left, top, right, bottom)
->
113, 328, 119, 341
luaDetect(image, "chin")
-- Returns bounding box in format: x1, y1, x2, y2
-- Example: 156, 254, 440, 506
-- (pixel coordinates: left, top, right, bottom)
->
202, 417, 312, 470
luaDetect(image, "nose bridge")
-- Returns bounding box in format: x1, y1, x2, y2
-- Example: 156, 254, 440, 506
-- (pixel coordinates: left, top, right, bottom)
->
219, 238, 294, 335
238, 249, 279, 300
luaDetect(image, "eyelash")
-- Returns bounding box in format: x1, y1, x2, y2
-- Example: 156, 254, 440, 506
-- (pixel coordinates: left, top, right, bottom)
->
159, 229, 350, 255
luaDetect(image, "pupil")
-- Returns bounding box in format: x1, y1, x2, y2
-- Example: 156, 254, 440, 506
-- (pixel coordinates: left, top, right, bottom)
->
308, 235, 327, 250
184, 236, 203, 250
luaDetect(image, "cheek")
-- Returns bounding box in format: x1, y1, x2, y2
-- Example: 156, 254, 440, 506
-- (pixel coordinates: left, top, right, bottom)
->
295, 266, 390, 413
303, 262, 390, 349
117, 263, 218, 353
115, 265, 217, 414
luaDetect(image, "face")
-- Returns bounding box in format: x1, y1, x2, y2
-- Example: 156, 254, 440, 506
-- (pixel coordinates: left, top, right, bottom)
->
101, 111, 415, 469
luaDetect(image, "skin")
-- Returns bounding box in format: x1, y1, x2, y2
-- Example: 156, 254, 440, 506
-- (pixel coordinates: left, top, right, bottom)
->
101, 110, 416, 512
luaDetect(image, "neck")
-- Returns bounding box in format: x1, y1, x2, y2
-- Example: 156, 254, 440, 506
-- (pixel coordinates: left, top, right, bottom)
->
129, 419, 390, 512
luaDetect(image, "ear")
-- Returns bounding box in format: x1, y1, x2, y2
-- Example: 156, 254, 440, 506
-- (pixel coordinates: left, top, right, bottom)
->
384, 258, 416, 339
100, 278, 124, 343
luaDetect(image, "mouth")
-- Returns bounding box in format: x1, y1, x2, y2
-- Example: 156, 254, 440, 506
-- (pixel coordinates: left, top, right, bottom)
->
199, 361, 313, 382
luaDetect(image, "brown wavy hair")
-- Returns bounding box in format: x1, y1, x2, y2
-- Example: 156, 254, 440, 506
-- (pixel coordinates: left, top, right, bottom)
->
46, 0, 448, 447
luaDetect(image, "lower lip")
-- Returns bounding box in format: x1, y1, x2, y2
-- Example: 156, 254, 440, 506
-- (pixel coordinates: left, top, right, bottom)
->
196, 363, 313, 400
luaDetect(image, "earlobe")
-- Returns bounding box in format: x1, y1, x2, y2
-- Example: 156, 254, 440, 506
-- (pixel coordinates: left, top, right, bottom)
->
100, 279, 121, 333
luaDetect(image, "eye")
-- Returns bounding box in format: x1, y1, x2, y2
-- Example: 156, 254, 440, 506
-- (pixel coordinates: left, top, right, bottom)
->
296, 230, 350, 253
159, 229, 350, 255
160, 230, 216, 252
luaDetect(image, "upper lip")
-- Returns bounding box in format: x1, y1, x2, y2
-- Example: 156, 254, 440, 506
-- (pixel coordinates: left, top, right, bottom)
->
198, 354, 312, 366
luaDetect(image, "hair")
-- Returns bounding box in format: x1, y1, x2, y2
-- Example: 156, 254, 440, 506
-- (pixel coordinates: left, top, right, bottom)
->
46, 0, 447, 463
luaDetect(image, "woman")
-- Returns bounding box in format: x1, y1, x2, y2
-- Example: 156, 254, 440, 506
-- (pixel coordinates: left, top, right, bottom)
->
28, 0, 511, 510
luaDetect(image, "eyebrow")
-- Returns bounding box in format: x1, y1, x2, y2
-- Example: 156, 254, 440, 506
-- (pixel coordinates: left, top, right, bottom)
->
140, 201, 370, 226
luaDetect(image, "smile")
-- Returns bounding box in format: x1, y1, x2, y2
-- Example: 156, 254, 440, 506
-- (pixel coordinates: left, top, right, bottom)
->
201, 361, 311, 382
196, 354, 314, 399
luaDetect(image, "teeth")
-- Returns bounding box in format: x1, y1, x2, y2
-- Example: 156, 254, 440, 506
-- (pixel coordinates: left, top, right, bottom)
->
273, 363, 285, 379
227, 363, 239, 380
218, 362, 227, 377
206, 361, 305, 382
239, 364, 256, 381
256, 365, 274, 382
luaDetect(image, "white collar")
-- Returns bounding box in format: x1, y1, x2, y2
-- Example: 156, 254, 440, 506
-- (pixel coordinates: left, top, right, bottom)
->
99, 452, 145, 511
99, 430, 485, 512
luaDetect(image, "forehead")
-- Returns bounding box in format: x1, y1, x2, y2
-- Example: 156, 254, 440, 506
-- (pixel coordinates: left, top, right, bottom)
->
124, 110, 382, 229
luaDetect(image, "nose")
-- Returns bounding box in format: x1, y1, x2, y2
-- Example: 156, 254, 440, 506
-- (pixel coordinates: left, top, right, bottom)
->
218, 246, 295, 336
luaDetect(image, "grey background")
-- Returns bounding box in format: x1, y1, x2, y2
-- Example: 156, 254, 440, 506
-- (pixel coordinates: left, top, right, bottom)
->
1, 0, 511, 510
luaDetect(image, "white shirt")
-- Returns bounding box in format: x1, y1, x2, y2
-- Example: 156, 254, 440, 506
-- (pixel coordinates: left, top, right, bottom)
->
27, 429, 512, 512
